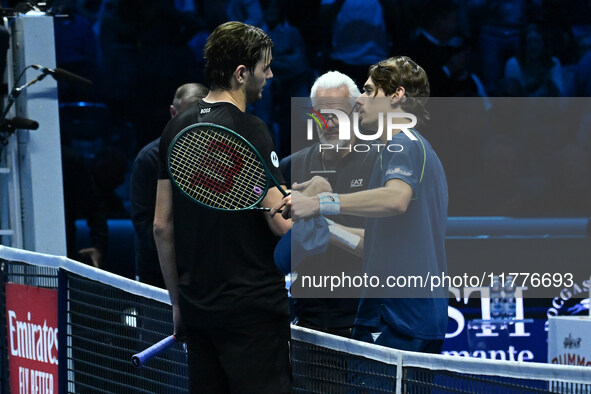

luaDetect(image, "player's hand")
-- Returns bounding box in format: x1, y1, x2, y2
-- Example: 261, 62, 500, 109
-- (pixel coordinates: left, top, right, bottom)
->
172, 304, 187, 342
292, 176, 332, 196
270, 195, 291, 219
289, 191, 320, 221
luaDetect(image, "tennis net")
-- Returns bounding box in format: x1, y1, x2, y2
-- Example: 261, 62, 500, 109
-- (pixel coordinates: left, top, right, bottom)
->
1, 245, 591, 393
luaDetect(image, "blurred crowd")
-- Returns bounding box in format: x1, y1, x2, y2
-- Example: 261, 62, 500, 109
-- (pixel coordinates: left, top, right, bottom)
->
4, 0, 590, 274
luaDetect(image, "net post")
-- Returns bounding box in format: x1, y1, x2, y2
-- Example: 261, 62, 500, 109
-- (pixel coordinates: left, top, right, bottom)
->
57, 268, 68, 394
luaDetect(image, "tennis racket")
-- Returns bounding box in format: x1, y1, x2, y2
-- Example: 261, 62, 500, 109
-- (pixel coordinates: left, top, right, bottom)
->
168, 123, 288, 211
131, 335, 177, 367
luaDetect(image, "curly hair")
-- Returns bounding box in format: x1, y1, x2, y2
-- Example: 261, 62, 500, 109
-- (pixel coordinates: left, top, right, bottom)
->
368, 56, 430, 122
204, 21, 273, 90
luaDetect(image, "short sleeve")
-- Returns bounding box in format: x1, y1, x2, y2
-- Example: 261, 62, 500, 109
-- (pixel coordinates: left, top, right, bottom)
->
380, 136, 424, 195
252, 120, 285, 186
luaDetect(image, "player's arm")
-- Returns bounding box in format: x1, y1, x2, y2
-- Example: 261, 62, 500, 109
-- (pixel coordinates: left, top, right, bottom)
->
286, 178, 412, 220
261, 185, 293, 236
328, 222, 365, 257
153, 179, 185, 339
292, 175, 332, 195
340, 179, 412, 216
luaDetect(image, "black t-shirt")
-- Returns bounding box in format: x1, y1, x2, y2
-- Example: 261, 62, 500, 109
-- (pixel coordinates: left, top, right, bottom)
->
158, 100, 288, 328
280, 143, 379, 329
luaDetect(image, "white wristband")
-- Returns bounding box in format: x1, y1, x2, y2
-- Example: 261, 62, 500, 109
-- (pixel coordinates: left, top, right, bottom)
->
318, 192, 340, 215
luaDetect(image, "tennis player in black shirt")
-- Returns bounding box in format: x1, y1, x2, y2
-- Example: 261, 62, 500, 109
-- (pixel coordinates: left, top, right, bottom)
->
154, 21, 292, 393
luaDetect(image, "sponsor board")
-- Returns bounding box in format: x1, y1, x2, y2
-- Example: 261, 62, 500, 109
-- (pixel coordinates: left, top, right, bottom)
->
6, 283, 58, 394
444, 281, 590, 363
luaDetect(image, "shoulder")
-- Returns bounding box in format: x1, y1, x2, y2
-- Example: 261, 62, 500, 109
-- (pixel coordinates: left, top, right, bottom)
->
133, 139, 160, 173
235, 114, 277, 154
382, 130, 431, 166
135, 139, 160, 161
279, 144, 318, 186
241, 112, 273, 137
390, 130, 425, 150
279, 154, 291, 180
161, 107, 197, 141
285, 144, 318, 165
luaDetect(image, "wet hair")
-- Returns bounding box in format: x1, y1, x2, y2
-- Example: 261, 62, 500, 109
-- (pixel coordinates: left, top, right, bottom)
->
204, 21, 273, 90
368, 56, 430, 122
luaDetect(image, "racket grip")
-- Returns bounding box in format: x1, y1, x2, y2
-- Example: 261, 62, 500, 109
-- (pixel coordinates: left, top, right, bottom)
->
131, 335, 176, 367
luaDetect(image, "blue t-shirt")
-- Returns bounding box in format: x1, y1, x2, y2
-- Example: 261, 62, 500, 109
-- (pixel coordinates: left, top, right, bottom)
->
354, 129, 449, 340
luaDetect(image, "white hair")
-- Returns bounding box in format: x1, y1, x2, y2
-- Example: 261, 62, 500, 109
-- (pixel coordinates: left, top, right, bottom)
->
310, 71, 360, 107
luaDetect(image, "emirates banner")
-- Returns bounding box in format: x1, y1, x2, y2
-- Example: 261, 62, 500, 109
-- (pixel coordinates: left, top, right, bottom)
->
5, 283, 58, 394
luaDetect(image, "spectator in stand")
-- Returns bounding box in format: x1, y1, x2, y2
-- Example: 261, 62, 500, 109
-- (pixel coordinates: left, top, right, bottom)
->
263, 0, 312, 158
503, 24, 565, 97
476, 0, 526, 93
403, 0, 486, 97
321, 0, 389, 86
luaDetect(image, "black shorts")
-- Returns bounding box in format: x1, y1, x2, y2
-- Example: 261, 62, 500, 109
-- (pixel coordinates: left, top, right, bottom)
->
185, 316, 292, 393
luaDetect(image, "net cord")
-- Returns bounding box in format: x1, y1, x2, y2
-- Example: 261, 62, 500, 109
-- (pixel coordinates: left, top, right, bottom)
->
2, 244, 591, 386
0, 245, 170, 304
292, 316, 591, 385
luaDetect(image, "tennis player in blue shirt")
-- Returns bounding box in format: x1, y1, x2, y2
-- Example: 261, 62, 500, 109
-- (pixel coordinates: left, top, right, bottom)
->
273, 56, 448, 354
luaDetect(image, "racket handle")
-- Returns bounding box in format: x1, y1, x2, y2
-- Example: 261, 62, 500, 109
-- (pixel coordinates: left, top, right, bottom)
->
131, 335, 176, 367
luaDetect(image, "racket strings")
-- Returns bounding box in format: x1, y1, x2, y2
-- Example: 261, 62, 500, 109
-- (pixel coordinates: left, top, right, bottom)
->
195, 130, 268, 207
172, 137, 261, 210
169, 127, 269, 209
171, 131, 261, 209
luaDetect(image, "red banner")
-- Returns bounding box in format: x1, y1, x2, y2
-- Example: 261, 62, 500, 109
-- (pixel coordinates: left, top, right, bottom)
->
5, 283, 58, 394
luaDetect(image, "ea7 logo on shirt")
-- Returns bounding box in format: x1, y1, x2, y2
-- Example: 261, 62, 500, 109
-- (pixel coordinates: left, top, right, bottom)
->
350, 179, 364, 188
386, 168, 412, 177
200, 108, 211, 114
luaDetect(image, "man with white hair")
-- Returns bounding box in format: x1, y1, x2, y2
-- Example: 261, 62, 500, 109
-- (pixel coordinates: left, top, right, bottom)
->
279, 70, 378, 337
